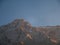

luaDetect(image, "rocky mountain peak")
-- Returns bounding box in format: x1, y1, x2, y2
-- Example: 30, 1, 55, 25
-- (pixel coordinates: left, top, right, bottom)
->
0, 19, 60, 45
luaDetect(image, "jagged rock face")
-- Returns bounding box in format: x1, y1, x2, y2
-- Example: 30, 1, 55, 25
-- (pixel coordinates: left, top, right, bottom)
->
0, 19, 59, 45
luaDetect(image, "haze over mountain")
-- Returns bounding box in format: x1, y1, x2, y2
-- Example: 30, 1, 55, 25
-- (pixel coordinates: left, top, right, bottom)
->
0, 19, 60, 45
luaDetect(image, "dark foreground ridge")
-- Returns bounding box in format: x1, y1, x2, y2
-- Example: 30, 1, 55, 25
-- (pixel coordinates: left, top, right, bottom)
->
0, 19, 60, 45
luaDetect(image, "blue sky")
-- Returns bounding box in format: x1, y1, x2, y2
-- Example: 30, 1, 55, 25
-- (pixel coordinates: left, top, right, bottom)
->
0, 0, 60, 26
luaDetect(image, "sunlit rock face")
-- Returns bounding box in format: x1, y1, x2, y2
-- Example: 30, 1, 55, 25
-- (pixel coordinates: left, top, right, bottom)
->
0, 19, 60, 45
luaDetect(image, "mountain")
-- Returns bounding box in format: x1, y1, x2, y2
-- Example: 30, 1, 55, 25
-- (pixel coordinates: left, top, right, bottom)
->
0, 19, 60, 45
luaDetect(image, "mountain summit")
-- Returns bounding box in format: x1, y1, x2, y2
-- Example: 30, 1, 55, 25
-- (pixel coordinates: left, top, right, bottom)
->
0, 19, 60, 45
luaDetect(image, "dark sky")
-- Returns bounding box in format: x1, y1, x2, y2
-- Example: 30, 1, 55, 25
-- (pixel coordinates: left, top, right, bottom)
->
0, 0, 60, 26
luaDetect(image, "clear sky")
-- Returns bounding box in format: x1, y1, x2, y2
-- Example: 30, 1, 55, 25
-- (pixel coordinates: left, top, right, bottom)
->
0, 0, 60, 26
